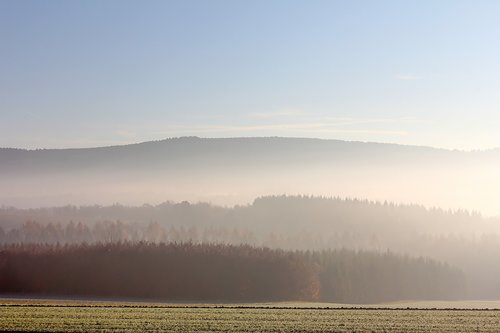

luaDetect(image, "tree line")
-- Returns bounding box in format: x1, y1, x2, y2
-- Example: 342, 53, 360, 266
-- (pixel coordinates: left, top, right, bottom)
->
0, 242, 464, 303
0, 220, 256, 245
0, 195, 491, 250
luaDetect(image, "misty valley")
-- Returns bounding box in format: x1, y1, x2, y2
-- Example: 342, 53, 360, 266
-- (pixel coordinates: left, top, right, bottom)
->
3, 138, 500, 333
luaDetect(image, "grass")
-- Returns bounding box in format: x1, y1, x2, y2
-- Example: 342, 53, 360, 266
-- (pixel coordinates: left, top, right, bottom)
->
1, 299, 500, 332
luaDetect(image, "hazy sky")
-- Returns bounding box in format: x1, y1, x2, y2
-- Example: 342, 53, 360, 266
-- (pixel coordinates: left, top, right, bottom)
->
1, 0, 499, 150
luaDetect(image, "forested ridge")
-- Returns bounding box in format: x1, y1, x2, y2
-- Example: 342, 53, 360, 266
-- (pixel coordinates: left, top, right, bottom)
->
0, 195, 492, 246
0, 243, 464, 303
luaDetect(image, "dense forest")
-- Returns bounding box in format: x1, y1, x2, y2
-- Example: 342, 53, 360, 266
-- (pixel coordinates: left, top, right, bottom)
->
0, 243, 464, 303
1, 195, 499, 299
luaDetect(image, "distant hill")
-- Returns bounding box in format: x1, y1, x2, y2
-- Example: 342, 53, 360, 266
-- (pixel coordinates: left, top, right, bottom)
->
0, 137, 455, 173
1, 137, 500, 214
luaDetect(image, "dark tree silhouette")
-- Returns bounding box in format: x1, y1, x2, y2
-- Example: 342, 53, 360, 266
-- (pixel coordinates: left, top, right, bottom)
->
0, 242, 464, 303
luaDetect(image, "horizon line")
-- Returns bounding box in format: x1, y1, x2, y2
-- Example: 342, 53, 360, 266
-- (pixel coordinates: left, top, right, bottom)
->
1, 136, 496, 153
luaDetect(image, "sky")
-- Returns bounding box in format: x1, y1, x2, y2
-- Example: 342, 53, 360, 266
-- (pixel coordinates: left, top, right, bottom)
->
1, 0, 499, 150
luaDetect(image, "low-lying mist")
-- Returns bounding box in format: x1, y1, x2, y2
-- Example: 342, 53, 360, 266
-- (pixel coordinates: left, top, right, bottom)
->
2, 137, 500, 215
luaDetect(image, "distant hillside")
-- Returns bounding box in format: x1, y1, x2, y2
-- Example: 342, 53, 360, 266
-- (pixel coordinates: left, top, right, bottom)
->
0, 137, 457, 173
1, 137, 500, 214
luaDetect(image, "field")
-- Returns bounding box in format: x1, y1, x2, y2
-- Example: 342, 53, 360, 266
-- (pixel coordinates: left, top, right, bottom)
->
1, 300, 500, 333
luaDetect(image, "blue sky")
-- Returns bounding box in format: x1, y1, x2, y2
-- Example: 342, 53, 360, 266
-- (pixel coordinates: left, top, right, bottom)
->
1, 0, 499, 150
